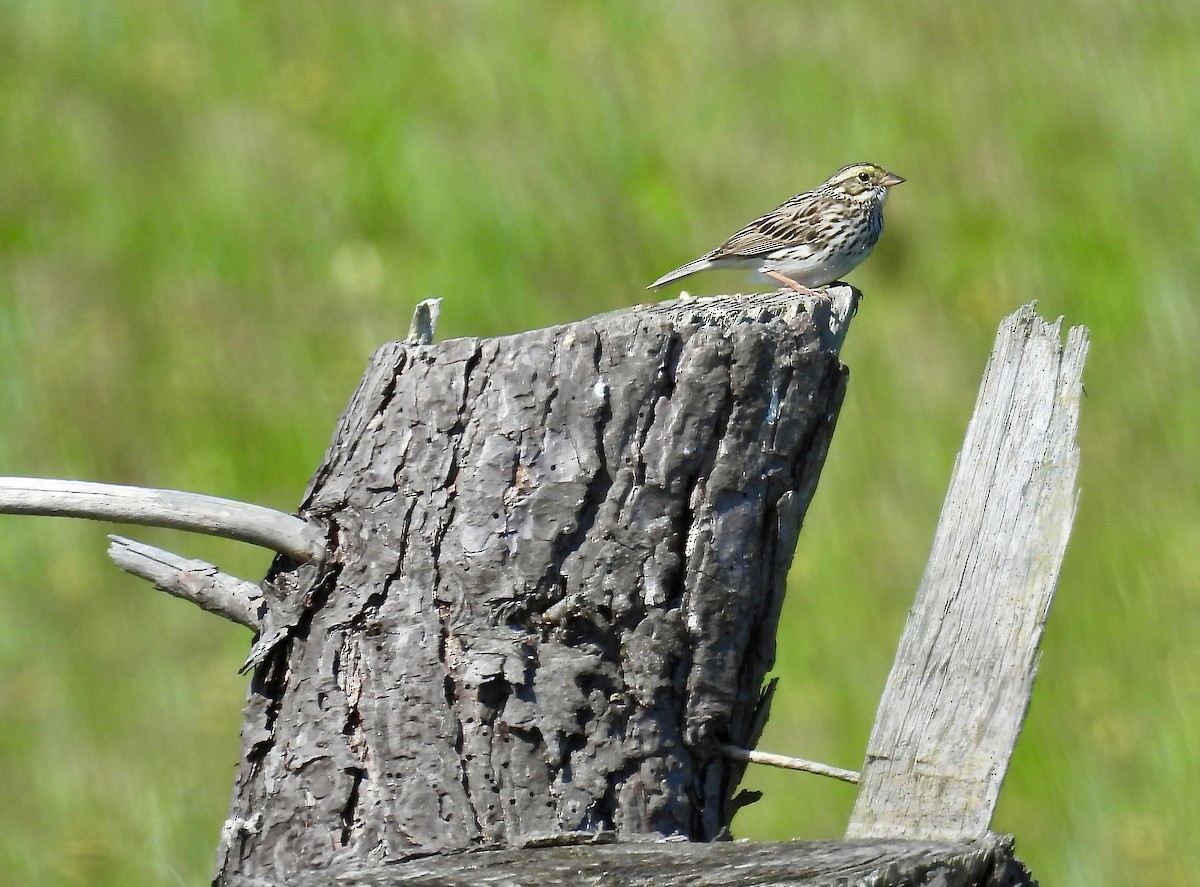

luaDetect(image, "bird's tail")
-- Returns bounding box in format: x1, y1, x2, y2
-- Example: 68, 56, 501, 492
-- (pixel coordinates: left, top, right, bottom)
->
647, 256, 715, 289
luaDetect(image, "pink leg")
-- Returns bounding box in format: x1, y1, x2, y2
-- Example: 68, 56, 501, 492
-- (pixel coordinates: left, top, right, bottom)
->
764, 270, 824, 296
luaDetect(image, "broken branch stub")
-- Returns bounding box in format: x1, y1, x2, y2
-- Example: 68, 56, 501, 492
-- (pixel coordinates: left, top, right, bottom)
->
216, 288, 857, 884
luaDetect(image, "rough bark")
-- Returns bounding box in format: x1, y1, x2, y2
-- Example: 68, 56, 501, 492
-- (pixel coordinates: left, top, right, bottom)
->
214, 288, 858, 884
848, 305, 1088, 841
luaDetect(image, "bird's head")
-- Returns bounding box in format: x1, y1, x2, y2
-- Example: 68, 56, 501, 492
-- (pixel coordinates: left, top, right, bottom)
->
825, 163, 905, 199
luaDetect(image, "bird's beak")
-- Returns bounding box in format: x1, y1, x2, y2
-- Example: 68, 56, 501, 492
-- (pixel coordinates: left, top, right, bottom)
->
881, 172, 905, 187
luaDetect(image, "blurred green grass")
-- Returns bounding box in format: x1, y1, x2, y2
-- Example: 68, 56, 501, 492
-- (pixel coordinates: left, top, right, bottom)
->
1, 2, 1197, 884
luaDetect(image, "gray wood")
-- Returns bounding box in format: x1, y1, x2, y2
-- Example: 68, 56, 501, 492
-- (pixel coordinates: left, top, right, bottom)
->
0, 476, 323, 562
214, 287, 859, 884
107, 534, 264, 629
227, 834, 1035, 887
848, 304, 1088, 841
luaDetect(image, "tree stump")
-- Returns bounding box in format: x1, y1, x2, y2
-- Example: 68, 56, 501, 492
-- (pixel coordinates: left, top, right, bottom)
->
214, 289, 859, 883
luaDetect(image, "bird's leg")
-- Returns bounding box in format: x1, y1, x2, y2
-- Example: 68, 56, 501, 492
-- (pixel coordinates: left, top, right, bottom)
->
764, 270, 824, 296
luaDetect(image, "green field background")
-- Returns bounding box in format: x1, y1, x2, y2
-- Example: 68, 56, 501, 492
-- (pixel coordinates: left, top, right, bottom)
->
1, 3, 1196, 884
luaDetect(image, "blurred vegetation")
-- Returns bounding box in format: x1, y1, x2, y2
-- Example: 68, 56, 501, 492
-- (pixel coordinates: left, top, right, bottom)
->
0, 2, 1196, 884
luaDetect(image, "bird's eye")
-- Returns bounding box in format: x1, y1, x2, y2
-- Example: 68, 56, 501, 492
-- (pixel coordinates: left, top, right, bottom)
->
857, 172, 870, 183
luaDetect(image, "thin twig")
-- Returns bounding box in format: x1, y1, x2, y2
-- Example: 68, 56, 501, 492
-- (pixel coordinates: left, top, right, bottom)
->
0, 476, 323, 562
717, 743, 861, 784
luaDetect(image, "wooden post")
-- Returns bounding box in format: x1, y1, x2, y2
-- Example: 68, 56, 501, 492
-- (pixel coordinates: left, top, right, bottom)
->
848, 304, 1088, 841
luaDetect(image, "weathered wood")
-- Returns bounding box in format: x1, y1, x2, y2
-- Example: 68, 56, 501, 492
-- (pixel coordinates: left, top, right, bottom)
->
229, 834, 1034, 887
107, 535, 264, 629
0, 477, 324, 562
214, 287, 859, 884
848, 304, 1088, 841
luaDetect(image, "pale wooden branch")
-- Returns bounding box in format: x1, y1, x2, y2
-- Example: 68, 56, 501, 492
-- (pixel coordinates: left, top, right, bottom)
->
0, 477, 324, 562
717, 743, 860, 784
847, 303, 1088, 841
107, 535, 264, 629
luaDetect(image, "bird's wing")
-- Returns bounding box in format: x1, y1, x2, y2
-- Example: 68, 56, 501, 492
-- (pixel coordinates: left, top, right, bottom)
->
710, 195, 821, 260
